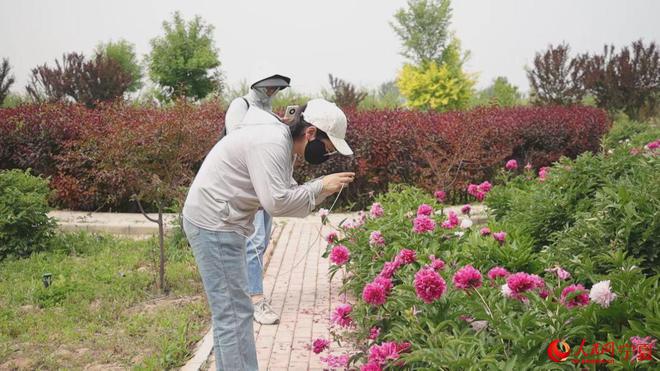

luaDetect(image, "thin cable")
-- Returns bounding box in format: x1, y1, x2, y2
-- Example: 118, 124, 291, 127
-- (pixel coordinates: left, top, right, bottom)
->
244, 183, 345, 278
283, 183, 346, 274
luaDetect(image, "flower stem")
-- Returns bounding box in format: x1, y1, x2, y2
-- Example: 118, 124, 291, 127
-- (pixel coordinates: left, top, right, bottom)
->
473, 287, 509, 358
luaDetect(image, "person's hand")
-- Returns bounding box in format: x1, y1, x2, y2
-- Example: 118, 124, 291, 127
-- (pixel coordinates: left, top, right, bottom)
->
321, 172, 355, 196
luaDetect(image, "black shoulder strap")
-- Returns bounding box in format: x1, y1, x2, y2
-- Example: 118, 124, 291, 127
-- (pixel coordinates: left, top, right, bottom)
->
221, 97, 250, 138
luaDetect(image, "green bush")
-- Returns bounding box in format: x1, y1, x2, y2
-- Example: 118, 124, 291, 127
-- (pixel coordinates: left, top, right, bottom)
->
0, 169, 56, 260
487, 123, 660, 274
602, 113, 660, 151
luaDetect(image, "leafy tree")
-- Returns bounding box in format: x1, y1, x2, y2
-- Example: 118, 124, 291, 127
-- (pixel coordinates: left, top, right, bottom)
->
396, 59, 474, 112
580, 39, 660, 120
26, 52, 132, 108
527, 43, 586, 105
391, 1, 473, 112
95, 39, 143, 92
147, 12, 222, 101
359, 80, 405, 109
391, 0, 452, 64
474, 77, 522, 107
0, 58, 15, 105
328, 74, 367, 108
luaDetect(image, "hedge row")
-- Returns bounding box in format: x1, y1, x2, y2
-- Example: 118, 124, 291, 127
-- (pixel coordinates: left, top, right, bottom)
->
0, 102, 610, 211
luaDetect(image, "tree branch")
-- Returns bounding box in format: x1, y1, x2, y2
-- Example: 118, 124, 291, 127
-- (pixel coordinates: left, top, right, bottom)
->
134, 196, 159, 223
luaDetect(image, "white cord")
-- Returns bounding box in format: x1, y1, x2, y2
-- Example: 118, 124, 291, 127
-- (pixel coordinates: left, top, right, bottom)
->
242, 184, 346, 278
283, 183, 345, 274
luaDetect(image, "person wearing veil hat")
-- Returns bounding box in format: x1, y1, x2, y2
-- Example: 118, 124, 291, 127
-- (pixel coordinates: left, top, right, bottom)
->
223, 70, 291, 325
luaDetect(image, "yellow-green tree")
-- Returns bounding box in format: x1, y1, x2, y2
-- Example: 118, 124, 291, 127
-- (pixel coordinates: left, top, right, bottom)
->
397, 37, 475, 112
397, 60, 474, 112
391, 0, 474, 111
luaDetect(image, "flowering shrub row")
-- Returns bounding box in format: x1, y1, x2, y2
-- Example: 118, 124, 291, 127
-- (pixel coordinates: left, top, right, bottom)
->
311, 137, 658, 369
0, 103, 609, 210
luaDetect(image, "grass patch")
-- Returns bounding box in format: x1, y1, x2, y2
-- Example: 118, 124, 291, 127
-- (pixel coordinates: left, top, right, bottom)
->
0, 231, 209, 370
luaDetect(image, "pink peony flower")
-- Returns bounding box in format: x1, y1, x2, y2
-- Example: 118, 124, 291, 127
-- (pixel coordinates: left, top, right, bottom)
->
373, 276, 393, 295
441, 211, 460, 229
479, 181, 492, 193
428, 255, 445, 271
379, 260, 400, 279
561, 284, 590, 308
460, 218, 473, 229
493, 231, 506, 245
434, 190, 446, 203
369, 231, 386, 247
630, 336, 656, 362
363, 282, 388, 306
589, 280, 617, 308
369, 326, 381, 340
360, 362, 382, 371
461, 204, 472, 215
529, 274, 546, 289
320, 354, 349, 368
453, 264, 483, 290
480, 227, 491, 236
468, 182, 492, 201
318, 208, 329, 218
370, 202, 384, 218
545, 266, 571, 280
413, 215, 436, 233
506, 272, 536, 295
331, 304, 353, 327
538, 167, 550, 181
487, 266, 510, 281
329, 245, 350, 266
448, 210, 460, 224
525, 163, 533, 171
645, 139, 660, 150
414, 267, 447, 303
396, 249, 417, 265
417, 203, 433, 216
368, 341, 410, 366
505, 159, 518, 171
325, 231, 339, 244
312, 338, 331, 354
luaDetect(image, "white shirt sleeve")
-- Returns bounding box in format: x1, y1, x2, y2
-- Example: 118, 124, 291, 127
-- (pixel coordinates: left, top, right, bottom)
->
245, 143, 323, 217
224, 97, 249, 133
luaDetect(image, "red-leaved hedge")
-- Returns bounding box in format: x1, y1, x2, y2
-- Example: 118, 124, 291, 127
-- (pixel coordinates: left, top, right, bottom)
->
0, 103, 609, 211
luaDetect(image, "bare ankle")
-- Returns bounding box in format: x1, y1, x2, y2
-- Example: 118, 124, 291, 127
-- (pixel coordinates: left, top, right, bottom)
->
251, 294, 264, 304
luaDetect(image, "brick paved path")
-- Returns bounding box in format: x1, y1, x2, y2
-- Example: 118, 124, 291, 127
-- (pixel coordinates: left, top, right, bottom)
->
206, 215, 348, 371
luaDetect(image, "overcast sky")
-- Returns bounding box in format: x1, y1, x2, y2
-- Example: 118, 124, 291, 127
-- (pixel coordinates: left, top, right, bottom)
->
1, 0, 658, 95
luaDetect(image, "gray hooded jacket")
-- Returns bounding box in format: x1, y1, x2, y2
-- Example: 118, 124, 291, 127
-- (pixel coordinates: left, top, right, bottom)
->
183, 107, 327, 236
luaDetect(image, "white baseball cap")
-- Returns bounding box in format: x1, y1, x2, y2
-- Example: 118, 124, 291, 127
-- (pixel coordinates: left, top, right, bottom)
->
302, 99, 353, 156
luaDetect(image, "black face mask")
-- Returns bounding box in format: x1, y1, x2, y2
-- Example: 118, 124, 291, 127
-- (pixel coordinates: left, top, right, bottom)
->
304, 139, 329, 165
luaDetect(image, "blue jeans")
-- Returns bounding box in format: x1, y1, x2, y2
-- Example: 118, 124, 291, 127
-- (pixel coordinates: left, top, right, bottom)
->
246, 209, 272, 296
183, 218, 258, 371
